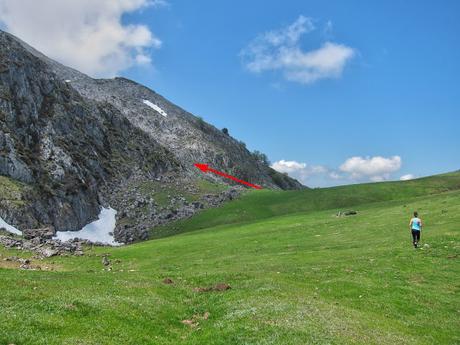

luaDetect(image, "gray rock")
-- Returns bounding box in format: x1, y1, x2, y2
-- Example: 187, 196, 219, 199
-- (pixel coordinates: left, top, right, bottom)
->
0, 234, 85, 257
0, 29, 305, 244
38, 247, 59, 258
102, 255, 110, 266
22, 226, 55, 240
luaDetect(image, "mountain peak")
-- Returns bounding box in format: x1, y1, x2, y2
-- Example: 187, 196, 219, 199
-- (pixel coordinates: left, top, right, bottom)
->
0, 30, 303, 243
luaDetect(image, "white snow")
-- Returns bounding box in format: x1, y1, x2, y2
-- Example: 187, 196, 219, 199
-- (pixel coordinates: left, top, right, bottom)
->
54, 207, 121, 246
65, 79, 71, 82
0, 216, 22, 235
142, 100, 167, 117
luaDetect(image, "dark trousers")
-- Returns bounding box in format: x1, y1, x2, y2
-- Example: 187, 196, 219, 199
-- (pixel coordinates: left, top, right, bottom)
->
411, 230, 421, 245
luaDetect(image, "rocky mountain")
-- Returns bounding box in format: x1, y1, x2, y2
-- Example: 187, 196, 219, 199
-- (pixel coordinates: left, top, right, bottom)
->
0, 30, 304, 243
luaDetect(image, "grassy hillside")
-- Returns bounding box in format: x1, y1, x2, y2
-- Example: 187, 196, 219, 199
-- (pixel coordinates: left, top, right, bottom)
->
0, 173, 459, 344
151, 172, 460, 238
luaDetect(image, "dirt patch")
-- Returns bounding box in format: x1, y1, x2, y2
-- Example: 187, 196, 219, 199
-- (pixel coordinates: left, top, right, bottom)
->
181, 312, 210, 328
408, 275, 425, 285
163, 278, 174, 284
193, 283, 231, 292
181, 319, 198, 327
1, 255, 58, 271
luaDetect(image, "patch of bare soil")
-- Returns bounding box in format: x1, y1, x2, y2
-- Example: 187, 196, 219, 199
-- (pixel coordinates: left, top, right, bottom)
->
193, 283, 231, 292
0, 254, 58, 271
181, 312, 210, 328
163, 278, 174, 284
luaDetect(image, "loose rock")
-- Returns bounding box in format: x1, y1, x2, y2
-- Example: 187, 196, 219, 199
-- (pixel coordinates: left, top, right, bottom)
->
22, 226, 56, 240
0, 234, 88, 258
102, 255, 111, 266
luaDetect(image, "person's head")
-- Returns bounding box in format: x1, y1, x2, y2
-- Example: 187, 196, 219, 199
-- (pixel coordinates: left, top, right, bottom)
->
414, 211, 418, 218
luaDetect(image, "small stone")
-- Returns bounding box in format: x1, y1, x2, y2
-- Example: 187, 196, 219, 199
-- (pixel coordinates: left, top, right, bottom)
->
102, 255, 111, 266
39, 248, 58, 258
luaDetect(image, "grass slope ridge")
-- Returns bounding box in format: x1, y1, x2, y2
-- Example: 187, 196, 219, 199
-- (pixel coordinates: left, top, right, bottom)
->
0, 173, 459, 344
153, 171, 460, 238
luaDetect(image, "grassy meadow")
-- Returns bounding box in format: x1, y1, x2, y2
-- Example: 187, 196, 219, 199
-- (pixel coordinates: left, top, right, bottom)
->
0, 173, 459, 344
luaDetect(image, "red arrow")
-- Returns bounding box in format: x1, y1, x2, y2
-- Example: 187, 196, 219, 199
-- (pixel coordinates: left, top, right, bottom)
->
194, 163, 263, 190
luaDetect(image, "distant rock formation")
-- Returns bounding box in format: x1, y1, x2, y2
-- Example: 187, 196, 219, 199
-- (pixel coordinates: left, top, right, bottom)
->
0, 30, 304, 243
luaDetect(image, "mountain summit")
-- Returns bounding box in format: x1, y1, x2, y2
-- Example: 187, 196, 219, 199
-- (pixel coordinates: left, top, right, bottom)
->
0, 30, 303, 242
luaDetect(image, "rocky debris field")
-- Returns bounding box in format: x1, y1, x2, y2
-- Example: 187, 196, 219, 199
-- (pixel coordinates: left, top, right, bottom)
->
107, 172, 243, 242
22, 226, 55, 240
0, 227, 110, 258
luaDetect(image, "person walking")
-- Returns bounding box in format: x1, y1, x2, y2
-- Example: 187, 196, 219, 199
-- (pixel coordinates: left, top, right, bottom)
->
409, 211, 423, 248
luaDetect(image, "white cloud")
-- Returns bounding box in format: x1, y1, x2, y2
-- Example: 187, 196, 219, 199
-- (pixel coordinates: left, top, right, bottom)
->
0, 0, 162, 77
271, 160, 306, 173
135, 54, 152, 65
328, 171, 342, 180
271, 155, 405, 187
339, 156, 402, 181
240, 16, 355, 84
400, 174, 415, 181
271, 159, 327, 184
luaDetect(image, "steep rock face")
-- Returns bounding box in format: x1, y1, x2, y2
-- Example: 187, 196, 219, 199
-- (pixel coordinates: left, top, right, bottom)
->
35, 64, 299, 190
0, 30, 303, 242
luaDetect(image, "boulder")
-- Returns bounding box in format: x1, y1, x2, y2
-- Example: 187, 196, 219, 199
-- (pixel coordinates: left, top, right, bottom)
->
22, 226, 55, 240
37, 247, 59, 258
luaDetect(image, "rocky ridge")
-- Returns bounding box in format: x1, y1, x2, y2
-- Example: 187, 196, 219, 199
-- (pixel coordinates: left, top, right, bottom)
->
0, 30, 304, 243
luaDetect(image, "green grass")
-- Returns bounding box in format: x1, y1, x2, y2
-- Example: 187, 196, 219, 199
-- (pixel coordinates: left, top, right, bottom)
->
0, 173, 459, 344
0, 175, 27, 207
138, 178, 228, 208
152, 171, 460, 238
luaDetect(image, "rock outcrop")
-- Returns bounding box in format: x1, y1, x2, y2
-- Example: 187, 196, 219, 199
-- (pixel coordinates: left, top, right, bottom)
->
22, 226, 55, 240
0, 30, 304, 243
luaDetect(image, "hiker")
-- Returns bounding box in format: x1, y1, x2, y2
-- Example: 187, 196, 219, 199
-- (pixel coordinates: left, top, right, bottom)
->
409, 211, 423, 248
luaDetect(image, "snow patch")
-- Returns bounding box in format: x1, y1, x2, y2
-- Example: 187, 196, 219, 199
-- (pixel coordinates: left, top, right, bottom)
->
142, 100, 167, 117
0, 216, 22, 235
65, 79, 71, 82
54, 207, 121, 246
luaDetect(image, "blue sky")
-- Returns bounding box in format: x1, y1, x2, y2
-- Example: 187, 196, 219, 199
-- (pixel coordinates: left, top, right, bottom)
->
1, 0, 459, 186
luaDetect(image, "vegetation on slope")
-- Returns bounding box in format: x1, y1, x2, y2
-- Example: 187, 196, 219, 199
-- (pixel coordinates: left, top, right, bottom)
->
151, 171, 460, 238
0, 173, 459, 344
0, 175, 30, 213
